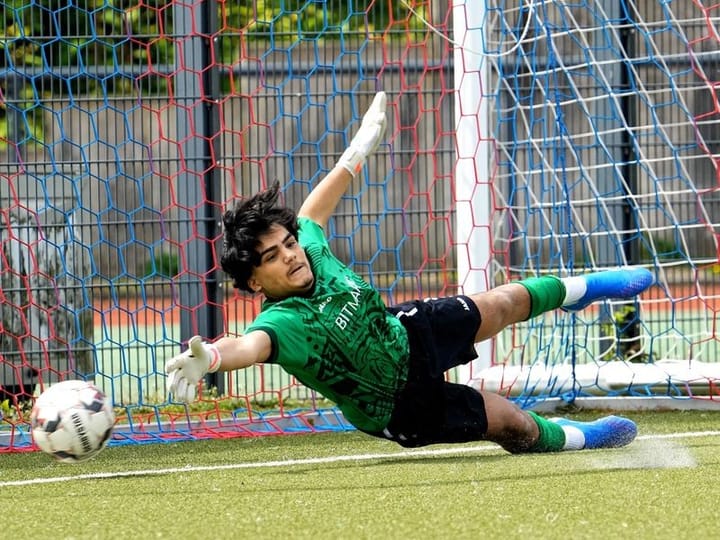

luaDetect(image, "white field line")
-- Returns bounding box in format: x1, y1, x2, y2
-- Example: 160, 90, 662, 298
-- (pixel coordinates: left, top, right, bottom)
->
1, 430, 717, 488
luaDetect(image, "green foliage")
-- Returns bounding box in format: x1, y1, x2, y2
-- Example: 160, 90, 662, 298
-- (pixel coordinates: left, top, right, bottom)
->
600, 304, 648, 362
143, 250, 179, 279
0, 0, 431, 154
0, 0, 424, 148
639, 231, 686, 263
0, 396, 33, 422
226, 0, 426, 41
0, 399, 11, 419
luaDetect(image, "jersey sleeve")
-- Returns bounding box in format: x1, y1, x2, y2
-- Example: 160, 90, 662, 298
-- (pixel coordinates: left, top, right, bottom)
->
245, 306, 309, 366
297, 217, 328, 249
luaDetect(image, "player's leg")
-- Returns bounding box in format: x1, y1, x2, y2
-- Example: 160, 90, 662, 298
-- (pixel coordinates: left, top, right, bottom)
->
373, 380, 636, 451
467, 283, 532, 342
481, 390, 637, 453
479, 389, 541, 452
468, 267, 654, 342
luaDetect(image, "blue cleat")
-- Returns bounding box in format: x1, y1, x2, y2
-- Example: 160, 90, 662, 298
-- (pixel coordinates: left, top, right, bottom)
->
562, 267, 654, 311
550, 415, 638, 449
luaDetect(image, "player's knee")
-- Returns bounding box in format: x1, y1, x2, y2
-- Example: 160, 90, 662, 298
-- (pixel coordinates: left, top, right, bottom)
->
470, 284, 531, 340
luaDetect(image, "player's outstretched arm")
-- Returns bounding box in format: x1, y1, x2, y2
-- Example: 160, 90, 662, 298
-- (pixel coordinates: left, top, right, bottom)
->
165, 331, 271, 402
298, 91, 387, 229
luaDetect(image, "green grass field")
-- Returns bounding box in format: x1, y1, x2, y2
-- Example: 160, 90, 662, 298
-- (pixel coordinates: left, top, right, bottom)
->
3, 410, 719, 540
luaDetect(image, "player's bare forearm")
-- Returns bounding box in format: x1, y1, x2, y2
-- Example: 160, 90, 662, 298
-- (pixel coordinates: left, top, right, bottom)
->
214, 330, 272, 371
297, 165, 354, 229
298, 92, 387, 230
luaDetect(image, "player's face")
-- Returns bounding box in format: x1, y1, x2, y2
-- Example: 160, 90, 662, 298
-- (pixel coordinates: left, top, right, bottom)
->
247, 224, 314, 299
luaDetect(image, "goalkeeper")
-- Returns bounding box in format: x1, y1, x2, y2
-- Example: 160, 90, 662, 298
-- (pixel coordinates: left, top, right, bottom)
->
166, 92, 653, 453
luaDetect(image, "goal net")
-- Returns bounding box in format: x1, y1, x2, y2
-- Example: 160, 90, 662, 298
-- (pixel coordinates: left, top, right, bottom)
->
463, 0, 720, 408
0, 1, 718, 452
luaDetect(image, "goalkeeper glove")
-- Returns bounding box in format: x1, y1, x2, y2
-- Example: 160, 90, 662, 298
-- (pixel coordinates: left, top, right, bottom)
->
337, 91, 388, 177
165, 336, 221, 403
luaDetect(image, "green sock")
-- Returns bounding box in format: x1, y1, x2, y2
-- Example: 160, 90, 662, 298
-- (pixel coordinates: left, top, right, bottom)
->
527, 411, 566, 452
518, 276, 566, 319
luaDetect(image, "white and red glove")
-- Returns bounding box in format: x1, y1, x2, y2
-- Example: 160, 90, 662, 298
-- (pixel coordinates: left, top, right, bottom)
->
337, 91, 388, 178
165, 336, 221, 403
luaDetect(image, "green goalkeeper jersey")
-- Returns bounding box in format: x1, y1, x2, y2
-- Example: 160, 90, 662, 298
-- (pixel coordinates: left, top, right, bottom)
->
245, 217, 410, 432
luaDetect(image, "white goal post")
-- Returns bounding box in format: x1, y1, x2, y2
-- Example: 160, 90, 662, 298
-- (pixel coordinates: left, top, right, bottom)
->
453, 0, 720, 410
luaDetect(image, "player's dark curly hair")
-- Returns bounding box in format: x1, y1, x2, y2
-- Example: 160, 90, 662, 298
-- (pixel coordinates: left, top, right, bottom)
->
221, 180, 299, 293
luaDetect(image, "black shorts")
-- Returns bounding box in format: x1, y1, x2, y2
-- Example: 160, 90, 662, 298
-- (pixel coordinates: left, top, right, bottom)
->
363, 295, 489, 448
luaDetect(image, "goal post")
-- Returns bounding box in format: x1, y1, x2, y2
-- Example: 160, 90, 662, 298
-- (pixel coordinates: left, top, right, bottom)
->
453, 0, 494, 379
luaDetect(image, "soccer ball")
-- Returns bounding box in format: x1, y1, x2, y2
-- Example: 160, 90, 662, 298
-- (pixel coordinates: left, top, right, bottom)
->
30, 380, 115, 463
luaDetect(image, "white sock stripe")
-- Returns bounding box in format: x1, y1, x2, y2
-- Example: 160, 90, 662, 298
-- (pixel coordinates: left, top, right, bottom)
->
562, 425, 586, 450
561, 276, 587, 306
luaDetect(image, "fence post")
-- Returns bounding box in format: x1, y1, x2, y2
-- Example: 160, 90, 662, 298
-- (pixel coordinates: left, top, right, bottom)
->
172, 0, 224, 394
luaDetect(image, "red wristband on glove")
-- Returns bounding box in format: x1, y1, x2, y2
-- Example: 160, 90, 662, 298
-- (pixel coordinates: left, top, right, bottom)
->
207, 343, 222, 373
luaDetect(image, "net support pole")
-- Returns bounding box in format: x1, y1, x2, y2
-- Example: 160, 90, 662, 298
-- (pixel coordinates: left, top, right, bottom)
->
173, 0, 224, 393
593, 0, 643, 361
453, 1, 493, 377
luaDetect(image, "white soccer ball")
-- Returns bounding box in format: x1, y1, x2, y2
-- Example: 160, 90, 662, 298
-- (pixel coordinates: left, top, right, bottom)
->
30, 380, 115, 463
